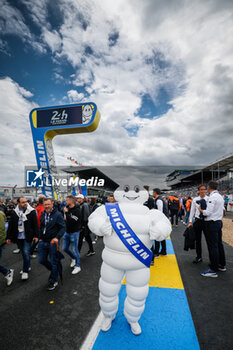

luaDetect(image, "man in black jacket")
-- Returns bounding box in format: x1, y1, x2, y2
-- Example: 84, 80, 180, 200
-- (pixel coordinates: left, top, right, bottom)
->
152, 188, 169, 261
38, 198, 65, 291
143, 186, 155, 209
188, 184, 208, 264
77, 194, 95, 256
63, 195, 82, 274
6, 197, 38, 280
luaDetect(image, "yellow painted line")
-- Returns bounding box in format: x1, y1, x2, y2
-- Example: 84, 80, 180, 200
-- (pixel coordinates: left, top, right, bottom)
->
149, 255, 184, 289
122, 255, 184, 290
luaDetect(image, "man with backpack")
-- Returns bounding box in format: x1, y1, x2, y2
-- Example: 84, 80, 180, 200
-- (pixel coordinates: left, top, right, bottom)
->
152, 188, 169, 263
185, 196, 193, 225
168, 193, 181, 227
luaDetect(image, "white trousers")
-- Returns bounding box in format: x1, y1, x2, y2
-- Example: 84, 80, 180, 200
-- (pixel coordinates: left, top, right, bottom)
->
99, 261, 150, 323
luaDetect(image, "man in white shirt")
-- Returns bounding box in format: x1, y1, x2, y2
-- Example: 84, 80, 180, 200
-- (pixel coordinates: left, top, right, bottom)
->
188, 184, 208, 264
198, 181, 226, 278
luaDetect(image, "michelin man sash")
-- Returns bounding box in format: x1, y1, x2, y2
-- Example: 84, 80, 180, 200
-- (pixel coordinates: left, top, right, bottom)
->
105, 203, 153, 268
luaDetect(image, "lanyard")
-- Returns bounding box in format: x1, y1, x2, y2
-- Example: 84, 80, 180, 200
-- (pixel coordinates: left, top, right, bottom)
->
18, 210, 24, 224
43, 212, 50, 234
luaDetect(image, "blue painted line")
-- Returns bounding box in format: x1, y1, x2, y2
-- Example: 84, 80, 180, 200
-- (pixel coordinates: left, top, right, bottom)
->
153, 238, 174, 255
93, 286, 200, 350
164, 238, 174, 254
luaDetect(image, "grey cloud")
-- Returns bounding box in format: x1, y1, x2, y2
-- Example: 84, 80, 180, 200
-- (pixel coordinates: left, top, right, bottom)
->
93, 139, 116, 154
152, 125, 172, 137
210, 64, 233, 107
0, 0, 32, 39
0, 0, 47, 54
136, 0, 233, 31
134, 0, 185, 30
201, 0, 233, 14
21, 0, 49, 28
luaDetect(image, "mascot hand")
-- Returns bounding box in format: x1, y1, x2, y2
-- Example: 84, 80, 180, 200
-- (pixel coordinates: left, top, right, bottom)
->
100, 216, 112, 236
149, 219, 171, 241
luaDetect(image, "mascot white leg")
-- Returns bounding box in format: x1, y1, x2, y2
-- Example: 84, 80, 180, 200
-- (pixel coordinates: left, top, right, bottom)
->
124, 267, 150, 335
99, 261, 124, 332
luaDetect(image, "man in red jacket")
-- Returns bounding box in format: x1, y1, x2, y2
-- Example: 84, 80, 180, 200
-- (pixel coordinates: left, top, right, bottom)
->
30, 196, 45, 258
36, 196, 45, 229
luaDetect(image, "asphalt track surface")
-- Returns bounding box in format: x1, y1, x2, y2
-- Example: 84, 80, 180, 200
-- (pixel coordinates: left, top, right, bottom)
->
0, 219, 233, 350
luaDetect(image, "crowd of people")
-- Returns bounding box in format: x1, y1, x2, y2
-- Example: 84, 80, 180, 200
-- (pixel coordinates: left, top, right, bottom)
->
144, 181, 227, 277
0, 194, 103, 291
0, 180, 228, 291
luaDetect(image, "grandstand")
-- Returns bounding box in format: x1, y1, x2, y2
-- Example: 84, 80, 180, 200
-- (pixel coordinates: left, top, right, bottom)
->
166, 153, 233, 195
166, 169, 201, 189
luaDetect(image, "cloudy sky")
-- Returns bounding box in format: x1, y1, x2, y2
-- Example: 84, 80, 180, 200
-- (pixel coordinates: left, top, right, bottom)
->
1, 0, 233, 186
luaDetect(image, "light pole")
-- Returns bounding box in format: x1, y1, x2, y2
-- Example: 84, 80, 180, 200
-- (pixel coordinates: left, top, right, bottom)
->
12, 184, 17, 200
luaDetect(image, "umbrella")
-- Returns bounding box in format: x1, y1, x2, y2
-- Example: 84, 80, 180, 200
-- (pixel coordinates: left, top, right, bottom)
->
51, 241, 65, 284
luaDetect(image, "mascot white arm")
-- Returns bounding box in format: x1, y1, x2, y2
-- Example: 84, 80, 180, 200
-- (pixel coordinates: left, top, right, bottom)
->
149, 209, 171, 241
88, 205, 112, 236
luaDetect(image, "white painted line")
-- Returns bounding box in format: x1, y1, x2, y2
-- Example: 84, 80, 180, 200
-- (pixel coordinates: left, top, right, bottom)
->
80, 311, 104, 350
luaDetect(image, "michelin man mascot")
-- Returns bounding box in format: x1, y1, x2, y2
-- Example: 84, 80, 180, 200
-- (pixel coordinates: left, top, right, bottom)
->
88, 178, 171, 335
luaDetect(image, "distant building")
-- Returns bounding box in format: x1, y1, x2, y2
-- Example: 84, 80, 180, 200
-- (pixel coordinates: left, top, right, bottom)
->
166, 153, 233, 194
166, 169, 200, 189
0, 186, 38, 201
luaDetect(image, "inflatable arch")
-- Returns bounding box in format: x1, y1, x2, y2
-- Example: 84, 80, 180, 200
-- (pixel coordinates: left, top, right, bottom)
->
29, 102, 101, 198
